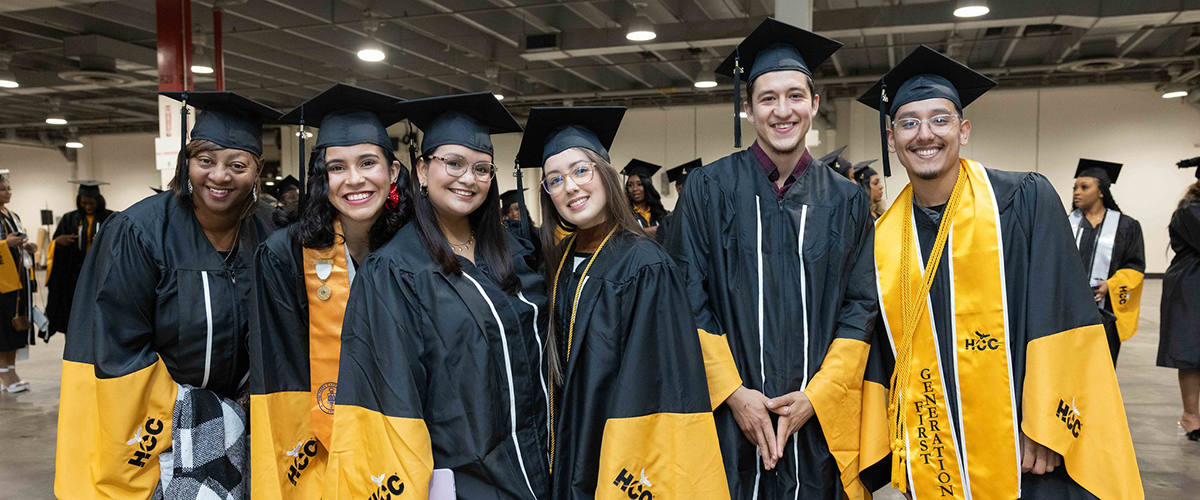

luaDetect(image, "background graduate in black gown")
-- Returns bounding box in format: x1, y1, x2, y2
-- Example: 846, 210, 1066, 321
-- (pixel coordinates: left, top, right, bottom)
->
622, 159, 668, 238
326, 92, 549, 500
656, 158, 699, 248
44, 180, 113, 339
521, 107, 729, 499
55, 91, 279, 498
251, 84, 410, 499
1068, 159, 1145, 363
1160, 162, 1200, 441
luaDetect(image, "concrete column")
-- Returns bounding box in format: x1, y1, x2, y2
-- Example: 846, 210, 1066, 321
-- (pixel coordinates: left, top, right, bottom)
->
776, 0, 813, 30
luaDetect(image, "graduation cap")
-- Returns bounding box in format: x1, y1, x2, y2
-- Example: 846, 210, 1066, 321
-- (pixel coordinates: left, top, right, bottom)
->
715, 18, 843, 148
397, 92, 522, 157
853, 159, 878, 170
159, 91, 282, 157
68, 179, 109, 198
280, 83, 405, 151
817, 146, 847, 167
150, 186, 164, 194
857, 45, 997, 177
1074, 159, 1123, 187
666, 158, 702, 186
515, 106, 626, 170
623, 159, 662, 179
274, 175, 301, 197
500, 188, 526, 208
1179, 157, 1200, 179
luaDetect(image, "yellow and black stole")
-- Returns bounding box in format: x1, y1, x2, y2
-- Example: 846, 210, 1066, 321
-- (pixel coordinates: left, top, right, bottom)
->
875, 159, 1019, 499
1068, 209, 1144, 342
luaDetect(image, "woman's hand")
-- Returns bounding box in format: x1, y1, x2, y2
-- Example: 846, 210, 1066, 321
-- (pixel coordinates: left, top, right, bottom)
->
5, 233, 26, 248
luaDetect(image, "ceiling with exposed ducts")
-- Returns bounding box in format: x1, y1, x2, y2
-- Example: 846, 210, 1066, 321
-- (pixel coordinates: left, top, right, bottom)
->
0, 0, 1199, 145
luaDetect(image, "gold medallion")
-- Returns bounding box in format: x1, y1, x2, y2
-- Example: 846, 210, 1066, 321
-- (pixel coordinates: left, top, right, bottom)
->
317, 284, 331, 301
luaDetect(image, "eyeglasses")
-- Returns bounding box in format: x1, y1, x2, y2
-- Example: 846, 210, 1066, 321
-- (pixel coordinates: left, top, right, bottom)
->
891, 114, 961, 138
543, 162, 596, 194
428, 155, 496, 182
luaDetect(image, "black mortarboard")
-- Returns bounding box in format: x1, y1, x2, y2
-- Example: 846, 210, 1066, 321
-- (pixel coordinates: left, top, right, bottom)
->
817, 146, 847, 167
280, 83, 406, 151
1075, 159, 1123, 186
516, 106, 626, 169
1180, 159, 1200, 179
623, 159, 661, 179
666, 159, 702, 185
398, 92, 521, 157
159, 91, 281, 157
853, 159, 878, 170
150, 186, 164, 194
274, 175, 300, 196
856, 46, 996, 177
69, 179, 108, 198
500, 188, 526, 207
715, 18, 842, 149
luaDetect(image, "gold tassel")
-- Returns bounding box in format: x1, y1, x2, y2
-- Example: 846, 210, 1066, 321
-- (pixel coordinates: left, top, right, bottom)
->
890, 439, 908, 492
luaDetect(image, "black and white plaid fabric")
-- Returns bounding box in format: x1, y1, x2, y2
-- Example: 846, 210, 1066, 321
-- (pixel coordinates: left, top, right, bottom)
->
152, 384, 249, 500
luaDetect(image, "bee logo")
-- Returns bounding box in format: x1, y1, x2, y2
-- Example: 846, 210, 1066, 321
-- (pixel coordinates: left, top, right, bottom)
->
126, 417, 165, 468
613, 467, 656, 499
286, 438, 319, 486
366, 473, 404, 500
964, 331, 1000, 352
1055, 397, 1083, 438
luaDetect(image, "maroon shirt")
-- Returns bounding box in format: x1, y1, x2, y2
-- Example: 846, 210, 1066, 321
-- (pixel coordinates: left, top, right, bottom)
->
750, 141, 812, 199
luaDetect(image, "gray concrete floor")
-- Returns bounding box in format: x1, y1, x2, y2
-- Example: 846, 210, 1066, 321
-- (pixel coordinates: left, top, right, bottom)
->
0, 280, 1196, 499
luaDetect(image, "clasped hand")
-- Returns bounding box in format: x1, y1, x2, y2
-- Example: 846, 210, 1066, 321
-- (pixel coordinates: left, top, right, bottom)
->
725, 385, 815, 470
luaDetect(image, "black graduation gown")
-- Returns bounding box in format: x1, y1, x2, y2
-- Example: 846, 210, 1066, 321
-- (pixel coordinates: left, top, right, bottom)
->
326, 223, 550, 500
1159, 199, 1200, 370
1072, 212, 1145, 362
46, 208, 114, 337
666, 149, 880, 500
876, 170, 1120, 499
55, 191, 266, 499
550, 231, 728, 500
0, 210, 32, 351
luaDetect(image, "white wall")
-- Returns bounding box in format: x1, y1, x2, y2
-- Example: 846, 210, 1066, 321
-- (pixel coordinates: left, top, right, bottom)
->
2, 133, 161, 237
841, 82, 1200, 274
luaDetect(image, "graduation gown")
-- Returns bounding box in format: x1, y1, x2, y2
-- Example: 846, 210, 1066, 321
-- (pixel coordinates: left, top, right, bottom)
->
632, 205, 664, 229
325, 223, 550, 500
549, 230, 729, 500
1068, 211, 1145, 362
46, 208, 114, 337
871, 167, 1141, 499
1159, 199, 1200, 370
250, 224, 359, 499
0, 210, 33, 351
55, 191, 266, 499
665, 149, 882, 500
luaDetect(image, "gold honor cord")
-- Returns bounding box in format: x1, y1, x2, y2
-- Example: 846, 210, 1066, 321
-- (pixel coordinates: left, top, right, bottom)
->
546, 226, 618, 473
889, 165, 969, 493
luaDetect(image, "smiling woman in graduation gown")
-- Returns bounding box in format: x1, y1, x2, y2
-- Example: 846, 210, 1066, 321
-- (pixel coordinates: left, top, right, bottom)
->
55, 91, 280, 498
250, 84, 410, 499
45, 180, 114, 339
519, 107, 729, 500
325, 92, 550, 500
1068, 159, 1145, 363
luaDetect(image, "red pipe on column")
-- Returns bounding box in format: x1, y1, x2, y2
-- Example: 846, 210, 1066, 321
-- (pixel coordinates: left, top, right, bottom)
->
213, 8, 224, 91
183, 0, 193, 90
155, 0, 185, 91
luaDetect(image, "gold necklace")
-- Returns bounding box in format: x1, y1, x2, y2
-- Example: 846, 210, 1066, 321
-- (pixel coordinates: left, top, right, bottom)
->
448, 233, 475, 253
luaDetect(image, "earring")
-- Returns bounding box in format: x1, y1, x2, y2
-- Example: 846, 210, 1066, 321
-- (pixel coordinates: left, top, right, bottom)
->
187, 179, 193, 194
252, 184, 258, 203
420, 185, 428, 198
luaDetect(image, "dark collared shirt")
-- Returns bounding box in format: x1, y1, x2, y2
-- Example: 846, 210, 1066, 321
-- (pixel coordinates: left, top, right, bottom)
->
750, 141, 812, 199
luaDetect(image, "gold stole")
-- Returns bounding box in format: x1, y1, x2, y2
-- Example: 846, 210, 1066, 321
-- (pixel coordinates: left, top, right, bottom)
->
304, 219, 353, 448
1106, 269, 1143, 342
875, 159, 1020, 499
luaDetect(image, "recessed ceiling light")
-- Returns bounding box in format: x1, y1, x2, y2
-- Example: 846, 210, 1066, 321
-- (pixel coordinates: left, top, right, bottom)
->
65, 141, 83, 149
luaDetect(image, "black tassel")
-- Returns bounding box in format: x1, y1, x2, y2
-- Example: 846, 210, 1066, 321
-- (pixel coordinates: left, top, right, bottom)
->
513, 159, 532, 241
407, 132, 418, 177
177, 92, 189, 185
879, 83, 891, 178
298, 106, 307, 206
733, 50, 742, 149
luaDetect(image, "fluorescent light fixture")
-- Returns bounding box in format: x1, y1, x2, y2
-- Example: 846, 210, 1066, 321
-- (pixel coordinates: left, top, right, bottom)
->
739, 111, 748, 119
1163, 90, 1189, 98
46, 116, 68, 125
275, 175, 283, 180
358, 47, 385, 62
65, 141, 83, 149
493, 92, 505, 101
694, 71, 717, 88
265, 181, 276, 186
0, 68, 18, 88
626, 17, 656, 41
954, 0, 990, 18
191, 64, 214, 74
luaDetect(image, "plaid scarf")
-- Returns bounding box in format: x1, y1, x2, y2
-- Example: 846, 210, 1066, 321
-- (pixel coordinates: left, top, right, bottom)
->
153, 384, 249, 500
